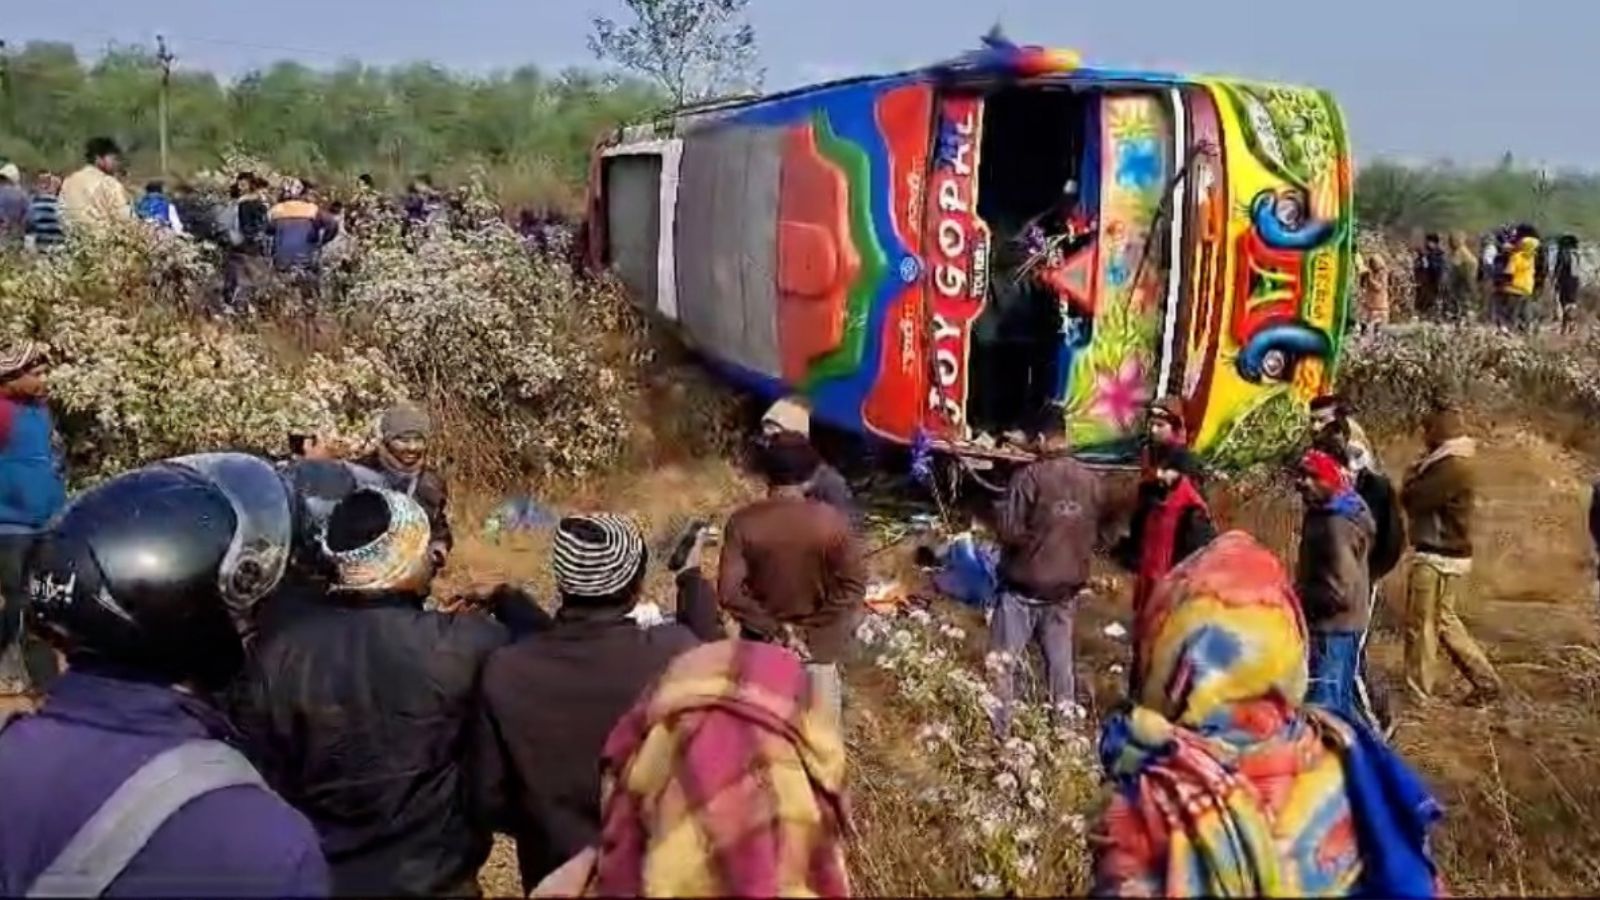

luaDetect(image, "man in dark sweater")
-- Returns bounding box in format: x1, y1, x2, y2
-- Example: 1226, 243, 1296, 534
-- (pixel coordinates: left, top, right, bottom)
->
473, 514, 718, 892
988, 407, 1105, 734
1294, 449, 1376, 723
718, 432, 866, 725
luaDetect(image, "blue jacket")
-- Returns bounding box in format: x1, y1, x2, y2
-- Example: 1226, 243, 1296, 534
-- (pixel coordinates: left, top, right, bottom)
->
134, 192, 174, 228
0, 669, 329, 897
0, 399, 66, 531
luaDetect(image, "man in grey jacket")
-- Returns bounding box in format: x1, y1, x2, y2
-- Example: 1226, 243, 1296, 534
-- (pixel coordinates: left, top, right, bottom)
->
1295, 449, 1376, 725
988, 407, 1106, 735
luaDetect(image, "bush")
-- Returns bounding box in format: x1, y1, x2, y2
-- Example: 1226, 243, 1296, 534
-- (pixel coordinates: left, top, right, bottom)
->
1339, 323, 1600, 433
851, 607, 1098, 896
0, 177, 651, 487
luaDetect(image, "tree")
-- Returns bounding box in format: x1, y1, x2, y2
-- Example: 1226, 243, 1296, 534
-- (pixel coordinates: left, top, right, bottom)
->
1355, 162, 1461, 233
588, 0, 762, 106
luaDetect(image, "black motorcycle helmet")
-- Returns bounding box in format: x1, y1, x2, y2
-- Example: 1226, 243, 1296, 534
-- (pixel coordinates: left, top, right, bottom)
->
27, 453, 294, 689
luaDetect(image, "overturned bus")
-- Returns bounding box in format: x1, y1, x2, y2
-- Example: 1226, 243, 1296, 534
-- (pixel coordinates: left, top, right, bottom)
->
586, 37, 1354, 465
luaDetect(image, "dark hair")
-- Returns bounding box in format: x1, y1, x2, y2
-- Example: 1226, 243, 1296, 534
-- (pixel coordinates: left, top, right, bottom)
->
145, 180, 164, 194
325, 490, 391, 553
1308, 394, 1350, 416
1425, 233, 1441, 244
756, 432, 821, 487
1312, 418, 1353, 463
1149, 443, 1204, 480
85, 137, 121, 162
1029, 402, 1068, 442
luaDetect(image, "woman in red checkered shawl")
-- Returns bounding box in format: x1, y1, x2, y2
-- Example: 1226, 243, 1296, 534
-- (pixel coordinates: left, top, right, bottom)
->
531, 640, 851, 897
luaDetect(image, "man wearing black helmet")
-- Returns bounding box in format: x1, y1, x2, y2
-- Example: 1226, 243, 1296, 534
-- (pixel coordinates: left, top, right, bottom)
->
0, 453, 328, 897
235, 486, 506, 897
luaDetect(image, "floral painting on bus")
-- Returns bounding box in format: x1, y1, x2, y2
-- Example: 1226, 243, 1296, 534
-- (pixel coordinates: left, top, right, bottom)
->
1061, 94, 1174, 458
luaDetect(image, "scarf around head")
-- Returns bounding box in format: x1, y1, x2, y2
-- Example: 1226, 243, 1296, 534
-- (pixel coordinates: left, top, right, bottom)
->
1097, 531, 1316, 897
590, 640, 850, 898
322, 487, 432, 595
1299, 449, 1350, 496
0, 341, 48, 382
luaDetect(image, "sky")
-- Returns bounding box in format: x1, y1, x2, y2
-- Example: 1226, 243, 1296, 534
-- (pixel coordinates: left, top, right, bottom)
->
7, 0, 1593, 170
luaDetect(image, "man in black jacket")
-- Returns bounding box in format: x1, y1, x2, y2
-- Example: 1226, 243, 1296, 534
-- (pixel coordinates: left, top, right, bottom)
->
472, 514, 718, 892
236, 487, 507, 897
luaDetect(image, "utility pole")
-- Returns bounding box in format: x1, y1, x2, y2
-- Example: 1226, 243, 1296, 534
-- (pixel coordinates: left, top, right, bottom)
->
156, 34, 174, 176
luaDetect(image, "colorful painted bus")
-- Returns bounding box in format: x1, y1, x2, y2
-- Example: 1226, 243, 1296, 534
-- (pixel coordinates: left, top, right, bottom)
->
586, 36, 1354, 465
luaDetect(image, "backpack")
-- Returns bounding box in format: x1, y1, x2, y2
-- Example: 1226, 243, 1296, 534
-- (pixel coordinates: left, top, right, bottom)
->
1357, 469, 1404, 580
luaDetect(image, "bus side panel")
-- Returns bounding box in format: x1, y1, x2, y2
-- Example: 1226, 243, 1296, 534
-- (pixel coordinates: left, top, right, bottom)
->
921, 91, 990, 442
1191, 79, 1354, 464
602, 155, 663, 309
1176, 90, 1229, 435
1060, 93, 1175, 459
860, 83, 935, 443
729, 78, 926, 438
675, 127, 784, 380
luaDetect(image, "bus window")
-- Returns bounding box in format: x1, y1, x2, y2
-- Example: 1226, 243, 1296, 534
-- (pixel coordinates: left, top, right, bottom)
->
602, 154, 663, 310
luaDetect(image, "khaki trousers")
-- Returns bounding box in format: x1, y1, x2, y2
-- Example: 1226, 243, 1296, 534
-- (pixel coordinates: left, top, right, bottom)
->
1404, 558, 1501, 699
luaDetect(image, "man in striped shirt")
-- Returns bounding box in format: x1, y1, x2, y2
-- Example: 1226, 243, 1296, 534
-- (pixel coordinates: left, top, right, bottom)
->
24, 173, 65, 251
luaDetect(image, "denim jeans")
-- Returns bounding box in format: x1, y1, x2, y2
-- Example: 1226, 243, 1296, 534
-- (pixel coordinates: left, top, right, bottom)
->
0, 532, 58, 690
1308, 631, 1363, 721
987, 590, 1077, 735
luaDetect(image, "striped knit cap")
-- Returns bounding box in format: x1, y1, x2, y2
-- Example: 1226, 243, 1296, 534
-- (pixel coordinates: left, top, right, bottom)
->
0, 341, 49, 382
553, 514, 647, 598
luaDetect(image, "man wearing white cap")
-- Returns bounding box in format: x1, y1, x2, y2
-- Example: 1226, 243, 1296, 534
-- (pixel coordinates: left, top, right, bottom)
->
759, 397, 859, 527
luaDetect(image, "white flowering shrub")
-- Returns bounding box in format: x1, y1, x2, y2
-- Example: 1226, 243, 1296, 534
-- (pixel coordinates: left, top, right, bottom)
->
0, 160, 666, 485
0, 230, 403, 481
1339, 323, 1600, 430
855, 606, 1098, 896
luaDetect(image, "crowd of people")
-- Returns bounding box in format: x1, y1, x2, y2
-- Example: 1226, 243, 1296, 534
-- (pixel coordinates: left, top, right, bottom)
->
0, 348, 1497, 897
0, 138, 1553, 898
1359, 226, 1587, 332
0, 138, 582, 319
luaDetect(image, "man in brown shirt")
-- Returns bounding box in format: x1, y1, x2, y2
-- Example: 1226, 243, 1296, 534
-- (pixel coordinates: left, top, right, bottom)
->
718, 432, 866, 724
